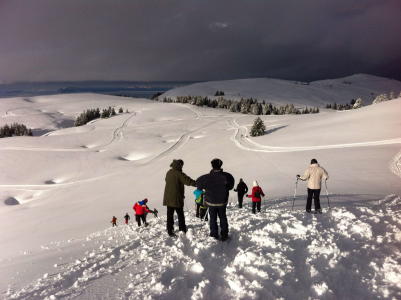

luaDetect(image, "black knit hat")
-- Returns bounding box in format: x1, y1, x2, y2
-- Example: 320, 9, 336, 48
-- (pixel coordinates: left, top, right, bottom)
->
311, 158, 318, 164
211, 158, 223, 169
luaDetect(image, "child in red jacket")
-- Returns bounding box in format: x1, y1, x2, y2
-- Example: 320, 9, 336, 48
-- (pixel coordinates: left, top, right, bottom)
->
246, 181, 265, 214
133, 199, 151, 227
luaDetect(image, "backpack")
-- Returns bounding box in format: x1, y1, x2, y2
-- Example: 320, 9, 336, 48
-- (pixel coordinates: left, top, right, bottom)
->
254, 188, 261, 199
195, 194, 203, 204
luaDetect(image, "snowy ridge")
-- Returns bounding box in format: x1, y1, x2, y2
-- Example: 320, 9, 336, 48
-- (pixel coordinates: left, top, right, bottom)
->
162, 74, 401, 106
5, 195, 401, 300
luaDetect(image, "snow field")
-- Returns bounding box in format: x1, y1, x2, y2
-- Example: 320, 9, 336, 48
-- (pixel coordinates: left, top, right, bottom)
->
1, 90, 400, 299
5, 195, 401, 299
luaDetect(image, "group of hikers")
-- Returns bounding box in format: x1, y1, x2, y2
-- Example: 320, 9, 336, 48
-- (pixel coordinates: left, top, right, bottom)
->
162, 157, 328, 240
111, 200, 158, 227
111, 157, 329, 241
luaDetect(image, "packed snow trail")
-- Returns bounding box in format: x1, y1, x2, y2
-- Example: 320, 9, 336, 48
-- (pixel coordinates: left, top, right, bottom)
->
6, 195, 401, 300
230, 119, 401, 153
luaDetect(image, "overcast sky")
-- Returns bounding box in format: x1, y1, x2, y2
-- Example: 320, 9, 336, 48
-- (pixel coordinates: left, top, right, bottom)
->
0, 0, 400, 82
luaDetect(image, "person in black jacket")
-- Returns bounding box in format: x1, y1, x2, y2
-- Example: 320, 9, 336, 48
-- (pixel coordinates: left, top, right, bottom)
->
196, 158, 235, 241
234, 178, 248, 208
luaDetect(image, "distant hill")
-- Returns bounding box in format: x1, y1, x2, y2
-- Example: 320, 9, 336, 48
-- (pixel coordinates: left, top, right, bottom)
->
162, 74, 401, 106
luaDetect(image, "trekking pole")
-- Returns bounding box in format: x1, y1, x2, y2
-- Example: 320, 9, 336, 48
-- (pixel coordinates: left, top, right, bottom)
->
325, 179, 331, 209
291, 181, 296, 210
202, 207, 209, 222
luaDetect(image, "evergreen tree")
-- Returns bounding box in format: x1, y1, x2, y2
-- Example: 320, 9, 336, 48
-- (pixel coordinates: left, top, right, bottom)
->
240, 100, 250, 114
250, 103, 262, 115
373, 93, 388, 104
250, 117, 266, 137
353, 98, 363, 109
229, 102, 240, 112
262, 103, 271, 115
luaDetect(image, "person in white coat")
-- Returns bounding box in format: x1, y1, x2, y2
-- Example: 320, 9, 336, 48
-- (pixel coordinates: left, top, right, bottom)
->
297, 159, 329, 213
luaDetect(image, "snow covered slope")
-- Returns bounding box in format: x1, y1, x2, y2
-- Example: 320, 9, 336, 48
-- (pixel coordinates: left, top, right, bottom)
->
3, 196, 401, 299
162, 74, 401, 106
0, 93, 400, 299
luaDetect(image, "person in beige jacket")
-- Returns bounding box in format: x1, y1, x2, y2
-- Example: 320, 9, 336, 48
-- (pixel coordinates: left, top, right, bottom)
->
297, 159, 329, 213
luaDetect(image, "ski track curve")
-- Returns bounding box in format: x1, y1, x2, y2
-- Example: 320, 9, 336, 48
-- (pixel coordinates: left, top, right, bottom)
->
0, 113, 137, 153
0, 108, 220, 188
230, 118, 401, 153
6, 196, 401, 300
96, 112, 137, 150
134, 118, 221, 166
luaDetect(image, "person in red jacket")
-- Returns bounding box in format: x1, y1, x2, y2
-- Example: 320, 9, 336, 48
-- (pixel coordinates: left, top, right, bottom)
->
111, 216, 117, 227
246, 180, 265, 214
133, 199, 151, 227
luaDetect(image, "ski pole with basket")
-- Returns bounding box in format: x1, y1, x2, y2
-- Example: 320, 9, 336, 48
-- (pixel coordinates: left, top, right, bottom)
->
325, 179, 331, 209
292, 177, 299, 210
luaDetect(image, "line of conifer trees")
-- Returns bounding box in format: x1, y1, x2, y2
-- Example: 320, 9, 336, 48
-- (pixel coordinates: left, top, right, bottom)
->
0, 123, 33, 138
74, 107, 126, 126
158, 96, 319, 115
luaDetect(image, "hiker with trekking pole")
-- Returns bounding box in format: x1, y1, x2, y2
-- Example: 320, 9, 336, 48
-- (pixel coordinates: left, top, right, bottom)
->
296, 158, 329, 214
196, 158, 234, 241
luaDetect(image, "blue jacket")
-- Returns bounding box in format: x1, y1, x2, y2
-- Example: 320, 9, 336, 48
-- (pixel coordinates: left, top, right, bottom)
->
193, 189, 203, 199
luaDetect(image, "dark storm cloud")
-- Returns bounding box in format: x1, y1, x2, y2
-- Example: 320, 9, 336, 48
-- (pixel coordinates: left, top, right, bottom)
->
0, 0, 400, 82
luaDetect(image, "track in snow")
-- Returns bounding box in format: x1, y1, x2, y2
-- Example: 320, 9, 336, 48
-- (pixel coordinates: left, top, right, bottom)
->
230, 119, 401, 153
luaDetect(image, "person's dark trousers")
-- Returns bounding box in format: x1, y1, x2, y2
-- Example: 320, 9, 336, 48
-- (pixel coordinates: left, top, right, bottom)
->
136, 215, 146, 226
306, 188, 321, 211
251, 201, 261, 214
208, 205, 228, 239
167, 206, 187, 235
196, 203, 201, 218
238, 193, 245, 208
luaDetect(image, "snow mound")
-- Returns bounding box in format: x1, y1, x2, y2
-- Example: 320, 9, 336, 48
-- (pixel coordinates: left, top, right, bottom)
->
4, 197, 20, 206
6, 195, 401, 300
119, 152, 150, 161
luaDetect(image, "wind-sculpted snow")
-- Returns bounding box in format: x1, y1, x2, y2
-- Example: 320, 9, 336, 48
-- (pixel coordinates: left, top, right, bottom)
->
6, 195, 401, 300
